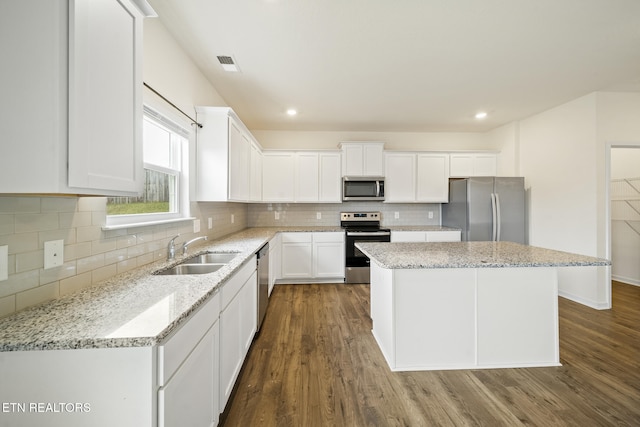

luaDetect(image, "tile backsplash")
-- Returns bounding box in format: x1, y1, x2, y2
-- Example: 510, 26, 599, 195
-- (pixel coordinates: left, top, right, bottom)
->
1, 196, 440, 318
0, 196, 247, 318
248, 202, 441, 227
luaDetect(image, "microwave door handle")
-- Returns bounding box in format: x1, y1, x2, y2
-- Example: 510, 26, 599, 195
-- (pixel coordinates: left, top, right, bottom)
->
376, 181, 380, 197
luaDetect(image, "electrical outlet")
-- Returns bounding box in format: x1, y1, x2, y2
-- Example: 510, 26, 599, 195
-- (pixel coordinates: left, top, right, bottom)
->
275, 211, 280, 220
208, 217, 213, 229
394, 212, 400, 219
0, 245, 7, 281
231, 214, 235, 224
316, 212, 322, 220
193, 219, 201, 233
44, 240, 64, 270
428, 211, 434, 219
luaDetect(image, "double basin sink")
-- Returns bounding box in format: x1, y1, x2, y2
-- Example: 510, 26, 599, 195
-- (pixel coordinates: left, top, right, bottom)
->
155, 252, 240, 275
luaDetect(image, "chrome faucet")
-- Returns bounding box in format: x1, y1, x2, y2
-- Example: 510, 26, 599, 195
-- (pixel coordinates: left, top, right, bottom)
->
167, 234, 180, 260
182, 236, 208, 255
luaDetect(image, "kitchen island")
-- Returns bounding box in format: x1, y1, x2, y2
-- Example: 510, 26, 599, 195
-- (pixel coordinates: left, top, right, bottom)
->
355, 241, 610, 372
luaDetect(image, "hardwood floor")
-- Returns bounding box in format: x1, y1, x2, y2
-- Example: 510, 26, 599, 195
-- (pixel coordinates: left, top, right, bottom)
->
221, 281, 640, 426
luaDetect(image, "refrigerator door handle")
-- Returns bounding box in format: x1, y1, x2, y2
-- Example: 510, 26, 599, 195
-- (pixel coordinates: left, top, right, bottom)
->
491, 193, 497, 241
495, 193, 502, 241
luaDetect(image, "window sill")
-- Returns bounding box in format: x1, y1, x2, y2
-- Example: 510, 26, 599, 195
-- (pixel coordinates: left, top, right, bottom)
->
102, 217, 196, 231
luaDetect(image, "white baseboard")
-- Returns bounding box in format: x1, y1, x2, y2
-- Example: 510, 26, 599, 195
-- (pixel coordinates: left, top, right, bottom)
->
611, 275, 640, 287
558, 291, 611, 310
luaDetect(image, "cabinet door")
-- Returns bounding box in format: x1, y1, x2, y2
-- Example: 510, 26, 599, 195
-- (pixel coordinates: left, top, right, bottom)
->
240, 271, 257, 353
262, 153, 295, 201
319, 153, 342, 202
295, 152, 319, 202
280, 233, 313, 279
416, 154, 449, 202
228, 118, 251, 201
68, 0, 144, 195
474, 154, 497, 176
250, 141, 263, 201
313, 241, 345, 278
363, 144, 385, 176
385, 153, 416, 202
343, 144, 364, 176
159, 323, 218, 427
220, 293, 243, 411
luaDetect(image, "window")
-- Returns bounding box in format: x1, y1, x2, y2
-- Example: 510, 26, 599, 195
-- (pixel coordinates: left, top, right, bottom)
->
106, 107, 190, 227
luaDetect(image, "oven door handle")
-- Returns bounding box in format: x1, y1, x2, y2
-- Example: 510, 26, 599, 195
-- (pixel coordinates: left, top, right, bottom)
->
346, 231, 391, 237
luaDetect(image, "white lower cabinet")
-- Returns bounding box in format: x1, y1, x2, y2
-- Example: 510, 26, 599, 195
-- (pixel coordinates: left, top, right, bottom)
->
279, 232, 345, 283
159, 323, 219, 427
281, 233, 313, 279
158, 288, 221, 427
391, 230, 461, 243
219, 258, 258, 412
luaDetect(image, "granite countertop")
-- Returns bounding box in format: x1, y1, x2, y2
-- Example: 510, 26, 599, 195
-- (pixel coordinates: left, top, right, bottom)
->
0, 226, 340, 353
356, 241, 611, 269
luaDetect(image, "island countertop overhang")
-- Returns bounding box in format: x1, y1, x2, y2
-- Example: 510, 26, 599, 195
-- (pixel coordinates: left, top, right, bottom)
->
356, 241, 611, 269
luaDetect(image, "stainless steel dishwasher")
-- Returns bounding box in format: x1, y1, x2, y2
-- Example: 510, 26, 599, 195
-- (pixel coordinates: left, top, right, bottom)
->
256, 242, 269, 332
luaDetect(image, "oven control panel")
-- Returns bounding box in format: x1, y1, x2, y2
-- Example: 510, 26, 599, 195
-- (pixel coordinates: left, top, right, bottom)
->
340, 212, 381, 221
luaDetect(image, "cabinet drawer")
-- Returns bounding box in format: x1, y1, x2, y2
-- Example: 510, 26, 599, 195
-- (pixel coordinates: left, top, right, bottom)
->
221, 257, 257, 310
158, 290, 220, 386
313, 232, 345, 243
281, 232, 312, 243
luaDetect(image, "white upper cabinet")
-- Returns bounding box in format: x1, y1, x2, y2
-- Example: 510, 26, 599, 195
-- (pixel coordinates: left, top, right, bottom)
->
295, 152, 319, 202
449, 153, 497, 177
385, 153, 416, 202
416, 153, 450, 202
195, 107, 261, 202
318, 152, 342, 202
385, 152, 449, 203
263, 151, 341, 203
340, 142, 384, 177
262, 152, 296, 202
0, 0, 153, 195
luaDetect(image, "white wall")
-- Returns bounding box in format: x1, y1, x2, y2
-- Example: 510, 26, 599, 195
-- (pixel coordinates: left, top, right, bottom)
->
517, 93, 610, 308
252, 130, 488, 151
597, 92, 640, 287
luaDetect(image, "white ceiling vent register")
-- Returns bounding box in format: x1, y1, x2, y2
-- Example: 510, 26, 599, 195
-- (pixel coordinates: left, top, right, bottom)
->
217, 56, 239, 72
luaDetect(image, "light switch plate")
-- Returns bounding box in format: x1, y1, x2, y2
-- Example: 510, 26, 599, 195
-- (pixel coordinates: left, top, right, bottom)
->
316, 212, 322, 220
0, 245, 8, 281
44, 240, 64, 270
208, 217, 213, 229
193, 219, 201, 233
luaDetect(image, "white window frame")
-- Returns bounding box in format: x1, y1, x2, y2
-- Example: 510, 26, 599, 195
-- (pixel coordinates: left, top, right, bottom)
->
105, 104, 193, 229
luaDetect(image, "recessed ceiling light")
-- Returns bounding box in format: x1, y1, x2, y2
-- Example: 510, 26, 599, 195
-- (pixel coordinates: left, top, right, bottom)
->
475, 111, 488, 120
286, 109, 297, 116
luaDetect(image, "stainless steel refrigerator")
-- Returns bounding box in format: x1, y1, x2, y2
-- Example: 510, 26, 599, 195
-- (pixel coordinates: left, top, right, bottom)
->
442, 177, 525, 243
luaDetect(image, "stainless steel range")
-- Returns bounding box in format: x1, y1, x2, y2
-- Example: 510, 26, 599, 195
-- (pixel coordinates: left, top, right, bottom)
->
341, 212, 391, 283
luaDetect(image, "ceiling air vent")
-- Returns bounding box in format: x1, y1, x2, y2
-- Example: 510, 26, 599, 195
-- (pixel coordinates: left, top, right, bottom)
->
217, 55, 239, 72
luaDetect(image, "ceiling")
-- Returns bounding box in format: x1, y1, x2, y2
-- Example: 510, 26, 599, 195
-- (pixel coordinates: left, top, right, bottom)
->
148, 0, 640, 133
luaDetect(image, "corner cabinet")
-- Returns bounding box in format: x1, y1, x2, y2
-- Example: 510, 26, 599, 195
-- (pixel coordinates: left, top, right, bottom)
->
195, 107, 263, 202
0, 0, 153, 195
384, 152, 449, 203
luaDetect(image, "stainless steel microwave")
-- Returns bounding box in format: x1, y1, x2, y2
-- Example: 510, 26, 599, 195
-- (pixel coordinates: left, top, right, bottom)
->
342, 177, 385, 201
